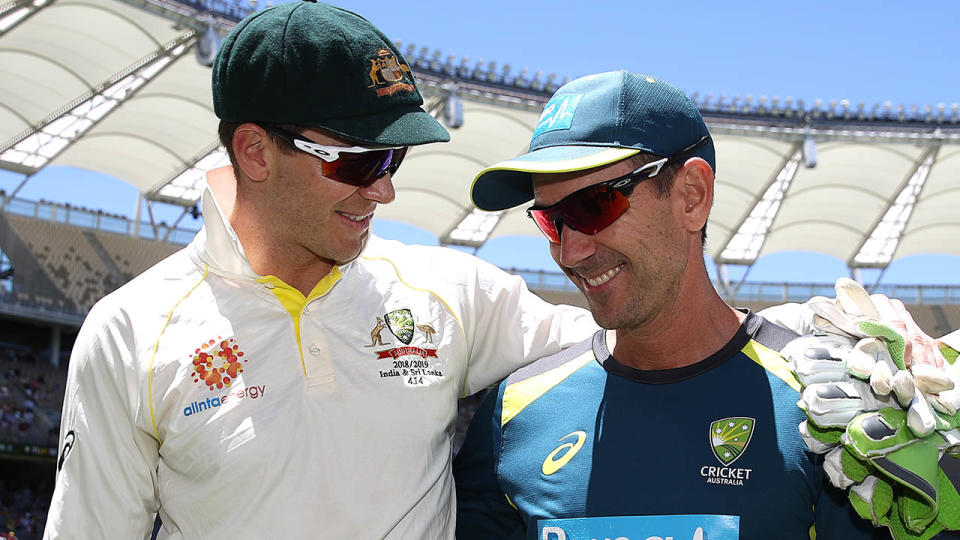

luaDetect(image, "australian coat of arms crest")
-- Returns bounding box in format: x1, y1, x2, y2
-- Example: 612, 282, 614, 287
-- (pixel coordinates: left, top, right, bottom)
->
368, 48, 415, 97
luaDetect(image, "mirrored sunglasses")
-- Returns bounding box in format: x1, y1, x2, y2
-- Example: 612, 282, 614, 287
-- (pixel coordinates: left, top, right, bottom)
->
526, 136, 710, 244
261, 124, 408, 187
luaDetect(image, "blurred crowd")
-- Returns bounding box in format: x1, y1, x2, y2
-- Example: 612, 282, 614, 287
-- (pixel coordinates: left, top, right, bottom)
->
0, 350, 61, 540
0, 486, 48, 540
0, 350, 66, 446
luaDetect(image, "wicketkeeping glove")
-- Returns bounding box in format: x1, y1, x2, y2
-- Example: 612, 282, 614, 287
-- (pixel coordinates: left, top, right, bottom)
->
782, 278, 960, 540
804, 279, 958, 436
843, 409, 960, 538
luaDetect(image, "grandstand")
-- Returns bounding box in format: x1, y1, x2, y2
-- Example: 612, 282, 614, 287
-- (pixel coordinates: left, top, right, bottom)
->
0, 0, 958, 537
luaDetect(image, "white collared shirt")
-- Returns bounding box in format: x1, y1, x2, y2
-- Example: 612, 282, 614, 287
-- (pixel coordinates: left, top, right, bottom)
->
44, 176, 597, 539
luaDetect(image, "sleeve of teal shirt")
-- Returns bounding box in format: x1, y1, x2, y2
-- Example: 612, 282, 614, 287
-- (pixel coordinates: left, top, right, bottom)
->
813, 453, 890, 540
454, 386, 525, 540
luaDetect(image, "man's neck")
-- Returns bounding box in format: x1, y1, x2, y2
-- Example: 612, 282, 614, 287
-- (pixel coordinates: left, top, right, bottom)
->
208, 169, 335, 296
233, 212, 336, 296
608, 273, 745, 371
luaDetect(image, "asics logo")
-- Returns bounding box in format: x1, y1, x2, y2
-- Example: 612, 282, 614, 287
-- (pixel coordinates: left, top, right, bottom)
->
542, 430, 586, 475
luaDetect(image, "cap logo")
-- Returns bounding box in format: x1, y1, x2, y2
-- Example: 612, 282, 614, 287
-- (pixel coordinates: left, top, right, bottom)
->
367, 48, 415, 97
532, 93, 583, 139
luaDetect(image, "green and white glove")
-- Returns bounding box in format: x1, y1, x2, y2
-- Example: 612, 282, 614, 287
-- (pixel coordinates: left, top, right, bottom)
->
781, 278, 960, 540
803, 279, 958, 436
842, 409, 960, 538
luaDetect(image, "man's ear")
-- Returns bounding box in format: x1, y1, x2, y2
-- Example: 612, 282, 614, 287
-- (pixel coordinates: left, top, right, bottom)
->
677, 157, 714, 234
233, 123, 270, 182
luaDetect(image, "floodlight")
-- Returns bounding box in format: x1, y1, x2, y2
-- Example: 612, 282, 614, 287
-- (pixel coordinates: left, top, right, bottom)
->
803, 135, 817, 168
194, 18, 221, 67
443, 84, 463, 129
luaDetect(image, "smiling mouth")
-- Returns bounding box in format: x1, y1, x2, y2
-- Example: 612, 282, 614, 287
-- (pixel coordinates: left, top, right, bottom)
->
339, 211, 374, 222
580, 264, 623, 288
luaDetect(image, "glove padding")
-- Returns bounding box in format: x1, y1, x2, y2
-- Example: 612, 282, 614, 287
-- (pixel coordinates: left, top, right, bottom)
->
784, 333, 898, 428
782, 278, 960, 540
804, 280, 958, 436
843, 409, 960, 538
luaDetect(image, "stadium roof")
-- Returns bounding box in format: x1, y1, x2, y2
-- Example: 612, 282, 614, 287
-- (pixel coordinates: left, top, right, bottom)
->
2, 0, 959, 271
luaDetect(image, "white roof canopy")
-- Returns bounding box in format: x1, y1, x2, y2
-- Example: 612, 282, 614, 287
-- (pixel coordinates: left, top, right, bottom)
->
2, 0, 959, 270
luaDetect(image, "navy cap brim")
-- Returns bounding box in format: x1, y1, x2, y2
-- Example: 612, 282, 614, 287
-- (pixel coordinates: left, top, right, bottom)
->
471, 145, 639, 211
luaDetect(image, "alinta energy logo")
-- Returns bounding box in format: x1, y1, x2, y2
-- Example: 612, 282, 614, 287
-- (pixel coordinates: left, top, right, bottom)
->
700, 417, 755, 486
183, 336, 265, 418
190, 336, 247, 391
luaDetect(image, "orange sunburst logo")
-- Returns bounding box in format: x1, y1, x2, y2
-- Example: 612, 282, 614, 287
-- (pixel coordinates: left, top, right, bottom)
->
190, 336, 247, 391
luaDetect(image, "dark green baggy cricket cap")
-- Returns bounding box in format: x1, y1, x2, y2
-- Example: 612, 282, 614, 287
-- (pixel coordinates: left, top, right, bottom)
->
212, 0, 449, 146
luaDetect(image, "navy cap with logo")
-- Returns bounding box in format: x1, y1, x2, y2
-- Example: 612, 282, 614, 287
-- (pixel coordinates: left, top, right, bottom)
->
212, 0, 449, 146
471, 70, 715, 211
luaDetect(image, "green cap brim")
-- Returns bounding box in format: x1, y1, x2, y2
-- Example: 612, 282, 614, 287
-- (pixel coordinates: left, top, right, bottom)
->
315, 105, 450, 146
471, 145, 640, 211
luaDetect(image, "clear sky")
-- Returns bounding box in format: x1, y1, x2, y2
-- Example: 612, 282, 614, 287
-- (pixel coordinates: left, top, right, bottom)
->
2, 0, 959, 285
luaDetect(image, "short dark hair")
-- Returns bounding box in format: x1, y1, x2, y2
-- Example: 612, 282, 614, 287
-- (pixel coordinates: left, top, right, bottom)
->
217, 120, 300, 173
626, 153, 708, 247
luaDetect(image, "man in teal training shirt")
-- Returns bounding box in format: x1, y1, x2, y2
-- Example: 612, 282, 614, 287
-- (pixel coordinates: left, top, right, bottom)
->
454, 70, 887, 540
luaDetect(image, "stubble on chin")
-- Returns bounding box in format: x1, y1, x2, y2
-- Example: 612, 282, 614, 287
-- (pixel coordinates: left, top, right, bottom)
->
334, 230, 371, 266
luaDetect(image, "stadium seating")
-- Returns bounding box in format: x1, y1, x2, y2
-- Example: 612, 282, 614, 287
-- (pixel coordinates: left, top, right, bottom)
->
4, 215, 115, 311
1, 214, 179, 312
91, 231, 179, 280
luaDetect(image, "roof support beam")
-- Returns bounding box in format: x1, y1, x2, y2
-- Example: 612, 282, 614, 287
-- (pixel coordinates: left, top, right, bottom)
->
850, 145, 940, 268
0, 0, 53, 37
146, 141, 227, 206
1, 171, 33, 205
716, 142, 803, 264
145, 199, 159, 239
0, 30, 197, 173
162, 206, 193, 243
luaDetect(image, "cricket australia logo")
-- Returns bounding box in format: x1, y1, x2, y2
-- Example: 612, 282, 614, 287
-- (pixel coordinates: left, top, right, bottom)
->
365, 308, 443, 387
385, 308, 415, 344
710, 417, 755, 466
700, 417, 755, 486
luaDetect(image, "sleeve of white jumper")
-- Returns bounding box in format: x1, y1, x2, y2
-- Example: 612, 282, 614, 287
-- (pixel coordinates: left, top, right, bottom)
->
459, 259, 597, 396
43, 302, 161, 539
758, 302, 818, 335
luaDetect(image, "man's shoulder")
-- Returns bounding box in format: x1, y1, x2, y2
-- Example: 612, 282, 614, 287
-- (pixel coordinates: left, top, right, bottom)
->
502, 333, 598, 390
358, 235, 519, 287
748, 312, 800, 353
86, 247, 203, 326
362, 235, 497, 267
482, 334, 598, 430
